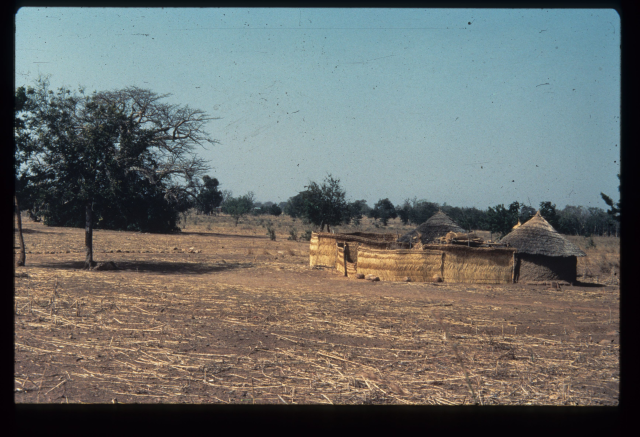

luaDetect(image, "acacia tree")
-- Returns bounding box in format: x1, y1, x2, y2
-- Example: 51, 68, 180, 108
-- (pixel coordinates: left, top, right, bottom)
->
293, 175, 348, 232
222, 192, 255, 226
17, 78, 216, 268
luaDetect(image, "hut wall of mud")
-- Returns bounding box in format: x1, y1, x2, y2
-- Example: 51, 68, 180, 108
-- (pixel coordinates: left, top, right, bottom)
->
515, 254, 577, 283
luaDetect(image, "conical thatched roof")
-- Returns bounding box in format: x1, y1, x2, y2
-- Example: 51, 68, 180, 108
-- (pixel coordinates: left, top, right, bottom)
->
398, 211, 466, 244
500, 211, 586, 257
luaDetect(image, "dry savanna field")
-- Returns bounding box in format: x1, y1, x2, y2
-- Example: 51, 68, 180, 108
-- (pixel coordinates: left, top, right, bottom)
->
14, 212, 620, 405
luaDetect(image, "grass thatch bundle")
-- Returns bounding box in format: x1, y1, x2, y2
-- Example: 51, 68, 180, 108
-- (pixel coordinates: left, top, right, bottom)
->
398, 211, 466, 245
356, 247, 444, 282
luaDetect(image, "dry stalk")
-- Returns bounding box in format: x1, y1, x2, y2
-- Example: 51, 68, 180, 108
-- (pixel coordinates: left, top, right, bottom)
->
428, 303, 480, 405
35, 364, 50, 403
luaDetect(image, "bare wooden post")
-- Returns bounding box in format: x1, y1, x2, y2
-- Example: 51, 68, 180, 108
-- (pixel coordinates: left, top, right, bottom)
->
84, 202, 95, 269
343, 243, 349, 277
511, 252, 516, 283
15, 195, 26, 267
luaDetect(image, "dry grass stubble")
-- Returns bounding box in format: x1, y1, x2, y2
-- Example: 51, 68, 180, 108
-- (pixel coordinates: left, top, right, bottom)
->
14, 214, 619, 404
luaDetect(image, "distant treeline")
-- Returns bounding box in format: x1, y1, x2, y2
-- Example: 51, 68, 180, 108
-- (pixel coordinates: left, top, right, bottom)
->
210, 177, 619, 238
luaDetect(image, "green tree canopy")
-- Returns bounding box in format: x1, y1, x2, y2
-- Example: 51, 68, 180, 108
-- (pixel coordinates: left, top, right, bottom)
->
16, 78, 216, 267
371, 198, 397, 226
408, 198, 440, 226
195, 175, 223, 215
346, 199, 370, 226
284, 192, 307, 219
519, 205, 536, 223
269, 203, 282, 217
290, 175, 348, 232
539, 201, 560, 230
486, 201, 520, 239
222, 192, 255, 226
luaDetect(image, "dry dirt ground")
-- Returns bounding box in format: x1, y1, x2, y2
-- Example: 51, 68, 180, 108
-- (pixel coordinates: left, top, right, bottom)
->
14, 215, 619, 405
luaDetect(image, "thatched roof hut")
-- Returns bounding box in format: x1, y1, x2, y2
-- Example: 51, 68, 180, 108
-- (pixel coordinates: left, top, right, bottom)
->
500, 211, 585, 257
398, 211, 466, 245
500, 211, 586, 283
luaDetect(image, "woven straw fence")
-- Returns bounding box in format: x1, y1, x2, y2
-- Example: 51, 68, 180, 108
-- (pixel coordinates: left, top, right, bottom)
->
309, 233, 339, 267
438, 245, 516, 284
310, 232, 399, 267
356, 247, 444, 282
356, 245, 516, 284
312, 232, 516, 284
336, 245, 358, 277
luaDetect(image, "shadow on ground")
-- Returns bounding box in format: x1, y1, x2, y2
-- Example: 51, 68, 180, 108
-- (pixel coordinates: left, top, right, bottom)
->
573, 281, 608, 288
15, 228, 46, 234
179, 231, 268, 239
34, 260, 255, 275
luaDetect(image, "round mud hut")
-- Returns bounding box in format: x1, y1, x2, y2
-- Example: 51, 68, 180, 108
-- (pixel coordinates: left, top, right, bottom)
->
398, 210, 466, 245
500, 211, 586, 283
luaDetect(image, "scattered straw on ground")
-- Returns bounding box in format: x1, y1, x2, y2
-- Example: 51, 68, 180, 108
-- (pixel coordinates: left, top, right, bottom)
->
14, 216, 619, 405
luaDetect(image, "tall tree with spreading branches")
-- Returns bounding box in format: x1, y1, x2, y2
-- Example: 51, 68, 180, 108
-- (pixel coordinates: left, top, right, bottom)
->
292, 175, 348, 232
17, 77, 217, 268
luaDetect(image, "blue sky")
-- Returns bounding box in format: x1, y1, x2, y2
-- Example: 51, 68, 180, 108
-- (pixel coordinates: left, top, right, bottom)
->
15, 8, 620, 210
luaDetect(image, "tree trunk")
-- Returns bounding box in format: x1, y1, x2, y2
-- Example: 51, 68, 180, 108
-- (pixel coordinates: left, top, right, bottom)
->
15, 195, 26, 267
85, 202, 95, 269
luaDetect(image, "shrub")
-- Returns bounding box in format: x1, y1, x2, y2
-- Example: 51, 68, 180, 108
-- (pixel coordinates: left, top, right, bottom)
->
288, 228, 298, 241
264, 221, 276, 241
301, 230, 313, 241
